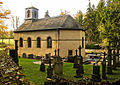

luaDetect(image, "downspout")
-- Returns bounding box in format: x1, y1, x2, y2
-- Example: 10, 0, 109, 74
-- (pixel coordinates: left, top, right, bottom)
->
57, 28, 60, 56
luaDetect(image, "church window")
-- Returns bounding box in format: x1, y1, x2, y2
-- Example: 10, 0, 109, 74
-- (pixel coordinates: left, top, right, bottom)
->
19, 38, 23, 47
27, 10, 30, 18
68, 50, 72, 56
28, 37, 31, 48
35, 10, 37, 18
37, 37, 41, 48
47, 37, 52, 48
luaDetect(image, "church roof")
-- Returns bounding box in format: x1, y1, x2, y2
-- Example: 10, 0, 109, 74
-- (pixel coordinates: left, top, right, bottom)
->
15, 15, 84, 33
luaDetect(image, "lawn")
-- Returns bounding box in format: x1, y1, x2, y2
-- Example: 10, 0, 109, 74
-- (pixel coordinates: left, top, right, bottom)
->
19, 58, 120, 85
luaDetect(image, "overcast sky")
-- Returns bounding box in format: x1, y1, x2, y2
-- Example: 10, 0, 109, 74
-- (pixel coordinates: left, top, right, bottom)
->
2, 0, 100, 30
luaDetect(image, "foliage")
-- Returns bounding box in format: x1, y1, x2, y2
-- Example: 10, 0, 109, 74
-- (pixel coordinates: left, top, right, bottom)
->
98, 0, 120, 46
84, 0, 120, 46
74, 10, 84, 26
83, 1, 100, 43
0, 1, 10, 38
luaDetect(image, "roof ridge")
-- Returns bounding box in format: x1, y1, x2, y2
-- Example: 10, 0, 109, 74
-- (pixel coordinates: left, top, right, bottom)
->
60, 15, 70, 27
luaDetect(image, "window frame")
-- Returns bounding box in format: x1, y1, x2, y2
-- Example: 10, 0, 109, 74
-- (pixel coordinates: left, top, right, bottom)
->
28, 37, 31, 48
27, 10, 30, 18
68, 50, 73, 56
47, 37, 52, 48
37, 37, 41, 48
19, 37, 23, 47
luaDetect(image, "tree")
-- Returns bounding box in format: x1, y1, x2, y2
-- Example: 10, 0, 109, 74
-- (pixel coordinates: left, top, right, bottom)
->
98, 0, 120, 46
83, 1, 100, 44
0, 1, 10, 38
74, 10, 84, 26
11, 16, 19, 30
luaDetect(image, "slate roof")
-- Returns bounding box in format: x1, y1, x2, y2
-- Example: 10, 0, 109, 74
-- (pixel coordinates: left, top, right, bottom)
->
15, 15, 84, 32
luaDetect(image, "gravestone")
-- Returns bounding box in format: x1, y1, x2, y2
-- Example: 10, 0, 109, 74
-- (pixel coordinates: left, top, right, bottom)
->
28, 54, 34, 59
47, 53, 53, 78
9, 40, 19, 66
91, 63, 101, 82
78, 46, 84, 74
22, 53, 26, 58
74, 46, 84, 78
73, 49, 79, 68
40, 62, 45, 72
54, 49, 63, 75
107, 43, 112, 74
102, 52, 107, 79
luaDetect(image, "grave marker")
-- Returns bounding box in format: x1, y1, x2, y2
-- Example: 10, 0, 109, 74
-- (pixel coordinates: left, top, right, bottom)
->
102, 52, 107, 79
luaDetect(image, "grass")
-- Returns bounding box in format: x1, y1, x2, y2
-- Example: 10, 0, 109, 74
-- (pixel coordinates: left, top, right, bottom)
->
19, 58, 120, 85
0, 39, 14, 46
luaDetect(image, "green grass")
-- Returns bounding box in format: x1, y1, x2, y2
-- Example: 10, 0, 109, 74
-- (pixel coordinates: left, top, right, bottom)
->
19, 58, 120, 85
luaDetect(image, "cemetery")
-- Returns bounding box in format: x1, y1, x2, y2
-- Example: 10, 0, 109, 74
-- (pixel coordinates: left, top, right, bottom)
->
0, 0, 120, 85
1, 40, 120, 85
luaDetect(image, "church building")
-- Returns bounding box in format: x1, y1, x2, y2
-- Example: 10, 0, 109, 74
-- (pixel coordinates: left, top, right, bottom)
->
14, 7, 85, 57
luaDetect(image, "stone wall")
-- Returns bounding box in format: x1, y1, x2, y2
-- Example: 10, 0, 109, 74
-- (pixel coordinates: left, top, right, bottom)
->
0, 51, 30, 85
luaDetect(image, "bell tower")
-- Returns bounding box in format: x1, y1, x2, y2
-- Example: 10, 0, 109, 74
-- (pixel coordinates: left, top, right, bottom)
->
25, 7, 38, 20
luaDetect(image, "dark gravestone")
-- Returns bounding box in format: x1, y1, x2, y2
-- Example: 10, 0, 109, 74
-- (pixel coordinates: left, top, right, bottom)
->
102, 52, 107, 79
9, 40, 19, 66
22, 53, 26, 58
74, 46, 84, 78
78, 46, 84, 74
91, 63, 101, 82
40, 62, 45, 72
107, 44, 112, 74
28, 54, 34, 59
73, 49, 79, 68
9, 49, 19, 66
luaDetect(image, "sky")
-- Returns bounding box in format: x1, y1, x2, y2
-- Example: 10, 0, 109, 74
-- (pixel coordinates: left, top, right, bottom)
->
2, 0, 100, 30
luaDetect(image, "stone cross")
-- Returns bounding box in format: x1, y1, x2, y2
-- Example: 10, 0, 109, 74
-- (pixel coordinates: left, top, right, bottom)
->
47, 53, 53, 78
78, 46, 81, 57
58, 49, 59, 57
73, 49, 78, 68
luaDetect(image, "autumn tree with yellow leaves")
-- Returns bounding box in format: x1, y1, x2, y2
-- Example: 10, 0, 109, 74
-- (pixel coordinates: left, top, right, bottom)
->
0, 1, 10, 38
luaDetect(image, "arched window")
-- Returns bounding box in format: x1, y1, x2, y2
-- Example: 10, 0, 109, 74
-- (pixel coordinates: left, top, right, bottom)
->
19, 38, 23, 47
82, 37, 84, 48
28, 37, 31, 48
27, 10, 30, 18
37, 37, 41, 48
47, 37, 52, 48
